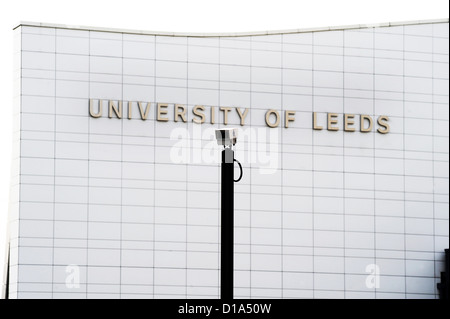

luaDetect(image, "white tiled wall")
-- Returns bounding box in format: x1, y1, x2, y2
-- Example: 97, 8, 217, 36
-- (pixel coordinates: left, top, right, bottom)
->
7, 21, 449, 299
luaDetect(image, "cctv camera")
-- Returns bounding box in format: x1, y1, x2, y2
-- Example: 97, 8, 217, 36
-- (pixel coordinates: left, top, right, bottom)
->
215, 128, 238, 146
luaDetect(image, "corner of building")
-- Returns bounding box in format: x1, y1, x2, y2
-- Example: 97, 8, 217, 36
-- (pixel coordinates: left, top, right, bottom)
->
3, 24, 24, 299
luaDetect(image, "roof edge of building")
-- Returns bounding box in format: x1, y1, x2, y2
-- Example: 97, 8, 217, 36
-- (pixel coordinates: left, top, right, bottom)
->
13, 18, 450, 37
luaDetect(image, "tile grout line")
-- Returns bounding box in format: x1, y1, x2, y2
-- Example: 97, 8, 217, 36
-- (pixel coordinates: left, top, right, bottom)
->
280, 34, 284, 299
86, 30, 91, 299
402, 25, 407, 299
431, 25, 437, 299
217, 37, 221, 299
15, 133, 450, 158
342, 30, 347, 299
119, 32, 123, 299
342, 29, 346, 299
311, 32, 315, 299
152, 35, 157, 299
249, 36, 252, 299
372, 26, 377, 299
51, 27, 56, 299
186, 37, 189, 299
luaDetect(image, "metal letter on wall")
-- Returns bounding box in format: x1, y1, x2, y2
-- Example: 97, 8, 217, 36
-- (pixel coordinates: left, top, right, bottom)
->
89, 99, 103, 118
344, 114, 356, 132
236, 108, 249, 126
265, 109, 280, 128
175, 104, 187, 122
193, 105, 206, 124
109, 100, 123, 119
313, 112, 323, 130
128, 101, 132, 119
377, 116, 390, 134
138, 102, 151, 120
157, 103, 169, 122
285, 111, 296, 128
220, 107, 233, 125
360, 115, 373, 133
327, 113, 339, 131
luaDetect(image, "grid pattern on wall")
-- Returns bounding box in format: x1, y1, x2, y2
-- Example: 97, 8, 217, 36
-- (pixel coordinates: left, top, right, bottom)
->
7, 20, 449, 298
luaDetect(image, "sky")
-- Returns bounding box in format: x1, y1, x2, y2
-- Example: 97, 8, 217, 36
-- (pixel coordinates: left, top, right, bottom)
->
0, 0, 448, 291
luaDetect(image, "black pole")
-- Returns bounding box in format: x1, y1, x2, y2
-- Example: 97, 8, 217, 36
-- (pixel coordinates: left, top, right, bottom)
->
221, 146, 234, 300
5, 244, 10, 299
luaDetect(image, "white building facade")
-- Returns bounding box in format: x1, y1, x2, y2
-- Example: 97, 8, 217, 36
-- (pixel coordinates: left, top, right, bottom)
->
4, 19, 449, 298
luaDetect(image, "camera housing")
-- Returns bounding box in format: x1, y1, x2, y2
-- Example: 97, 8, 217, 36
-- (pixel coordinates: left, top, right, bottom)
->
215, 128, 238, 146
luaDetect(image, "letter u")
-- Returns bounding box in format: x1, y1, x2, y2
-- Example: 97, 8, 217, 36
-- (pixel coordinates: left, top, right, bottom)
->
89, 99, 103, 118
